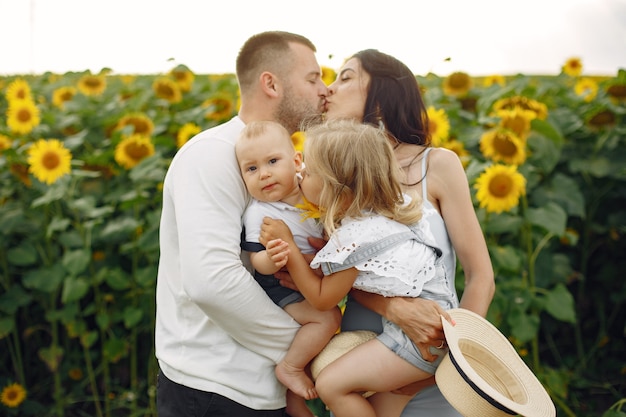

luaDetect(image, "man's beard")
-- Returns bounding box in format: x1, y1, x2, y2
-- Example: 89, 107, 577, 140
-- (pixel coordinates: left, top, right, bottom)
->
274, 88, 324, 133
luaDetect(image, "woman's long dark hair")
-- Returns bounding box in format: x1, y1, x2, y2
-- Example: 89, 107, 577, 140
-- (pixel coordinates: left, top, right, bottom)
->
352, 49, 430, 146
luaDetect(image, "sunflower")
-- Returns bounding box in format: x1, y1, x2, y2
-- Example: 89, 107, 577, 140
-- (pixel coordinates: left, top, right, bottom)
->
52, 86, 77, 108
427, 106, 450, 147
116, 113, 155, 136
562, 57, 582, 77
480, 129, 527, 165
169, 66, 195, 92
295, 195, 321, 222
492, 96, 548, 120
587, 109, 616, 129
321, 66, 337, 86
0, 134, 12, 152
152, 77, 182, 104
574, 77, 598, 102
483, 74, 506, 88
77, 74, 107, 96
496, 107, 535, 139
5, 78, 32, 102
176, 122, 201, 148
443, 71, 473, 97
474, 164, 526, 214
0, 382, 27, 408
7, 99, 41, 135
291, 131, 306, 153
606, 83, 626, 103
203, 94, 234, 121
114, 134, 155, 169
27, 139, 72, 184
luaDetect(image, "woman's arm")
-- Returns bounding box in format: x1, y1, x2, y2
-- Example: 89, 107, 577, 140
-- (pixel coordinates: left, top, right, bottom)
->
431, 149, 495, 316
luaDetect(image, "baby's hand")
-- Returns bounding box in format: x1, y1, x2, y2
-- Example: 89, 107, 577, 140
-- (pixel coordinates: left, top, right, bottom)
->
266, 239, 290, 269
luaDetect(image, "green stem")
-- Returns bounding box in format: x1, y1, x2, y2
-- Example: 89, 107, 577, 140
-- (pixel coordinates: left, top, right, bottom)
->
551, 392, 577, 417
51, 300, 64, 417
83, 342, 103, 417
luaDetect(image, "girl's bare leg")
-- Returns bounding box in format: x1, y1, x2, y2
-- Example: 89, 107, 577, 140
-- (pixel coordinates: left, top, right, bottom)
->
286, 390, 316, 417
315, 339, 431, 417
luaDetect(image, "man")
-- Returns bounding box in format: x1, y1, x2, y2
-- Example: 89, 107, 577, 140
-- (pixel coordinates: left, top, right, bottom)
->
155, 31, 328, 416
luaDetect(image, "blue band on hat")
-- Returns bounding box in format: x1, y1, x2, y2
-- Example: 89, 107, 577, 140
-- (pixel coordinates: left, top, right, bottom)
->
448, 351, 517, 415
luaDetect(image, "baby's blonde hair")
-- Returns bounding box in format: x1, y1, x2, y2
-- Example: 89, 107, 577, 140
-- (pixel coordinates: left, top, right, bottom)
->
237, 120, 293, 151
303, 119, 422, 235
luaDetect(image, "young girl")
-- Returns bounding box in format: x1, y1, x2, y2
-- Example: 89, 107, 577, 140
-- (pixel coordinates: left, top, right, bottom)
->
261, 119, 457, 417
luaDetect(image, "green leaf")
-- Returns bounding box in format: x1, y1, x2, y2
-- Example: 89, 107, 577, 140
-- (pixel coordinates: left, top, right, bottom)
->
100, 216, 141, 241
489, 244, 523, 272
0, 317, 15, 339
0, 286, 33, 314
0, 207, 25, 236
527, 202, 567, 236
508, 309, 540, 343
81, 331, 99, 348
38, 345, 64, 372
105, 268, 131, 290
46, 216, 71, 238
527, 133, 561, 175
544, 284, 577, 323
31, 182, 68, 208
103, 337, 128, 363
62, 249, 91, 276
62, 277, 90, 303
23, 263, 65, 293
569, 157, 612, 178
531, 173, 585, 218
123, 307, 144, 328
7, 242, 39, 266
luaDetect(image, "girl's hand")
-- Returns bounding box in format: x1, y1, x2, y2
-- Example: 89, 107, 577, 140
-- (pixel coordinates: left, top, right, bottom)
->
265, 239, 290, 269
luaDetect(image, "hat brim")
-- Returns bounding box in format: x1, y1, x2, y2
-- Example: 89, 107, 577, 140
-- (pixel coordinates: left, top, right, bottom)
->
436, 308, 555, 417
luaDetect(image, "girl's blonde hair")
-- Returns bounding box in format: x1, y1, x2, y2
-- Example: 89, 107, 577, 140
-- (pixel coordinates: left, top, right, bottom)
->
303, 119, 422, 235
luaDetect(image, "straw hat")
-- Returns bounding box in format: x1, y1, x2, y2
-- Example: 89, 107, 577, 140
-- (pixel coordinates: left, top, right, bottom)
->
436, 308, 556, 417
310, 330, 377, 397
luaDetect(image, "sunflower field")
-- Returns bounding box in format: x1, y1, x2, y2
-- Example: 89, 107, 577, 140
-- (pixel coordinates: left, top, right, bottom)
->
0, 60, 625, 417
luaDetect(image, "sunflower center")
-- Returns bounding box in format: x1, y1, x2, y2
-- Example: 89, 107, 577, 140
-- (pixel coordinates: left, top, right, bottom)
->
125, 142, 150, 160
493, 134, 517, 156
429, 119, 438, 134
42, 150, 61, 169
449, 73, 470, 89
488, 174, 512, 198
18, 108, 33, 123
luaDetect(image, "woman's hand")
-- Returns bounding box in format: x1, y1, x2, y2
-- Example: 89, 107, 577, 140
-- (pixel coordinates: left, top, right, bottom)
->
350, 291, 453, 362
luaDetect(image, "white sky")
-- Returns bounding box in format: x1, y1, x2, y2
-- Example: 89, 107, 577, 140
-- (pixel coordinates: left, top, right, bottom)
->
1, 0, 625, 77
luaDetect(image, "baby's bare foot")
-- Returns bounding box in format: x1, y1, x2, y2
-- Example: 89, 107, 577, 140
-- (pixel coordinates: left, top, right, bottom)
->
276, 361, 317, 400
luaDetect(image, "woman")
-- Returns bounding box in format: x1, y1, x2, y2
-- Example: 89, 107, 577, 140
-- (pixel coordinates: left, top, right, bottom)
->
323, 49, 495, 416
